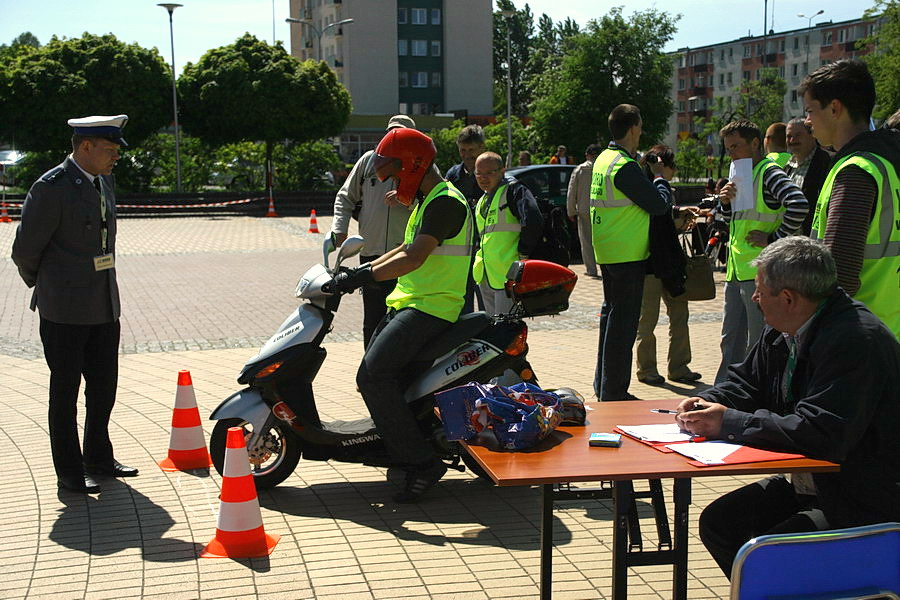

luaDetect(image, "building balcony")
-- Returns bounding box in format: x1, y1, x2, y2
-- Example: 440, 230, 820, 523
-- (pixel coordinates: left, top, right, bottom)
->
692, 63, 708, 72
692, 86, 709, 96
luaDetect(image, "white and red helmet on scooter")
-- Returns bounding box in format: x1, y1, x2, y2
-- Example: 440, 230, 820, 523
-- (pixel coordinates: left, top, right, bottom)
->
373, 128, 436, 206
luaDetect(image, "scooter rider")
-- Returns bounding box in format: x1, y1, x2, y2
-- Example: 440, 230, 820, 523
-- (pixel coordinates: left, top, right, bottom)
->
325, 128, 474, 502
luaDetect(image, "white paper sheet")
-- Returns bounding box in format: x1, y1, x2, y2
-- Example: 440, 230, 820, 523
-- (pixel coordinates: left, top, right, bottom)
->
615, 423, 696, 443
728, 158, 754, 212
664, 441, 743, 465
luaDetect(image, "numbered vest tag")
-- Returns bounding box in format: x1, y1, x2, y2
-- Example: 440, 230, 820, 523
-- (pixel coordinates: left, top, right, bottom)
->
94, 254, 115, 271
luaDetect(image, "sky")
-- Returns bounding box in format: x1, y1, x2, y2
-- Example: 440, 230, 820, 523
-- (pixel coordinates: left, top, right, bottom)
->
0, 1, 873, 77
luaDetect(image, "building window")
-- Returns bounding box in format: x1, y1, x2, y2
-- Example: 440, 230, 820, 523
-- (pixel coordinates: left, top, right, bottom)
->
399, 71, 408, 87
794, 37, 800, 50
708, 52, 714, 63
838, 29, 845, 43
729, 47, 734, 58
792, 63, 798, 77
720, 49, 725, 61
411, 71, 428, 88
755, 69, 761, 80
823, 32, 832, 46
412, 102, 430, 115
689, 54, 695, 66
743, 70, 751, 81
399, 102, 408, 114
678, 101, 685, 112
756, 43, 762, 56
727, 72, 733, 85
411, 8, 427, 25
779, 40, 785, 53
398, 39, 408, 56
791, 90, 798, 104
779, 65, 785, 77
398, 8, 407, 24
678, 55, 685, 68
678, 78, 685, 90
719, 73, 725, 87
744, 45, 751, 58
803, 61, 808, 73
411, 39, 427, 56
431, 8, 441, 25
431, 40, 441, 56
432, 72, 441, 87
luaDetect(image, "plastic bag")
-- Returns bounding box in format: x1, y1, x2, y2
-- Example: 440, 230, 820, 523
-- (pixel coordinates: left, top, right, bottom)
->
436, 382, 563, 450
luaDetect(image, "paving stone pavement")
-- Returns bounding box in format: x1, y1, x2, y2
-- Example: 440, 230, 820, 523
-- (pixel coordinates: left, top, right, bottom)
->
0, 216, 750, 599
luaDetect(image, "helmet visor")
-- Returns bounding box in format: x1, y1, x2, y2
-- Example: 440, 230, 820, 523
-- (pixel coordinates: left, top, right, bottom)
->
374, 154, 401, 182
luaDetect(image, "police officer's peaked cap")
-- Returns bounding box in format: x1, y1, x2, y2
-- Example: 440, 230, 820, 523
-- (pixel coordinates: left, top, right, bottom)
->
67, 114, 129, 147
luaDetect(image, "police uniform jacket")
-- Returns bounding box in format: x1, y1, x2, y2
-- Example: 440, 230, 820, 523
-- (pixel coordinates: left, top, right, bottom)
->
11, 157, 120, 325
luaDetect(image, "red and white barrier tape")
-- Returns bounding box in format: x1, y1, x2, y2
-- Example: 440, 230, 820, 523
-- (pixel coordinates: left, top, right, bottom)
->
0, 197, 266, 209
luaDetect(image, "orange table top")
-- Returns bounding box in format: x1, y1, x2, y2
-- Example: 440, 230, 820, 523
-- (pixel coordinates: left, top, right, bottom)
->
462, 399, 840, 486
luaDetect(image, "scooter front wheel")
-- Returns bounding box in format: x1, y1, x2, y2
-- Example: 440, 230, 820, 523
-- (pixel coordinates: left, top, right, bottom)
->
210, 418, 301, 489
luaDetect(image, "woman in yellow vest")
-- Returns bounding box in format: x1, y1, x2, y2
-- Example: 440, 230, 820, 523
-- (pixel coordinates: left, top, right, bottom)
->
326, 128, 473, 503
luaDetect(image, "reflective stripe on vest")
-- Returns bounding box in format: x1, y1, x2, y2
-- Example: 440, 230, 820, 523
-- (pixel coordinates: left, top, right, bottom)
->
726, 158, 784, 281
812, 151, 900, 338
473, 183, 522, 288
386, 181, 474, 322
589, 148, 650, 264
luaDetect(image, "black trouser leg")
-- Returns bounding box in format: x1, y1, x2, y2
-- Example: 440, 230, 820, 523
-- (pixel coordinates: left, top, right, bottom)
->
699, 475, 821, 578
360, 254, 396, 349
81, 320, 120, 468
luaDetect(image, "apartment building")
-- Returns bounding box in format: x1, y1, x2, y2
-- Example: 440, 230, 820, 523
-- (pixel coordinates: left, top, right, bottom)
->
287, 0, 493, 161
664, 15, 879, 150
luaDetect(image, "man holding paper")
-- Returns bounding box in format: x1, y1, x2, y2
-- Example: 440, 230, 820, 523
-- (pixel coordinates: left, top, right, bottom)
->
675, 237, 900, 577
714, 120, 808, 384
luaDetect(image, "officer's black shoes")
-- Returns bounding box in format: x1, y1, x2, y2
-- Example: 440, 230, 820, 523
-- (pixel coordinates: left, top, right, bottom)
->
85, 460, 139, 478
58, 473, 101, 494
393, 460, 447, 503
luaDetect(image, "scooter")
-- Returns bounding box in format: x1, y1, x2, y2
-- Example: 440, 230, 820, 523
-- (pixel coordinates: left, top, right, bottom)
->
208, 234, 577, 489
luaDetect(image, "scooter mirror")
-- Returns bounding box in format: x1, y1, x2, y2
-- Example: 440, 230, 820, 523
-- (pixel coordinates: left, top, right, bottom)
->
322, 232, 337, 268
335, 235, 365, 270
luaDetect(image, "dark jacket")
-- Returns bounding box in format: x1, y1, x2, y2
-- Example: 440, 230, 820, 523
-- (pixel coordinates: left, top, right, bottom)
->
11, 157, 120, 324
788, 145, 832, 235
444, 163, 482, 206
699, 289, 900, 528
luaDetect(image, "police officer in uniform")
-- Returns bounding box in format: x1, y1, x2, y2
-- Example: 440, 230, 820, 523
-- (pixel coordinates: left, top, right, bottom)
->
12, 115, 138, 494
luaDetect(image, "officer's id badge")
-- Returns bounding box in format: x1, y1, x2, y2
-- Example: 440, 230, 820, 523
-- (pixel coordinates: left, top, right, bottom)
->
94, 254, 115, 271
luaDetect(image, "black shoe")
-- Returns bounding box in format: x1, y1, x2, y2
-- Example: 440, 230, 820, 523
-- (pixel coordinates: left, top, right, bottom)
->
85, 460, 139, 478
604, 392, 642, 401
58, 474, 101, 494
393, 460, 447, 503
669, 372, 702, 384
637, 374, 666, 386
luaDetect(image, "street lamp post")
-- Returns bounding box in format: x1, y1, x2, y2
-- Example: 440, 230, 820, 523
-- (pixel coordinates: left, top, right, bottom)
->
500, 10, 515, 168
798, 9, 824, 74
158, 3, 183, 193
285, 17, 355, 62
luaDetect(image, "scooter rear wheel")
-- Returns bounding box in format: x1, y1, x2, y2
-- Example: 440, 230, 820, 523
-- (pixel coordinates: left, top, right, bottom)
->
210, 418, 301, 489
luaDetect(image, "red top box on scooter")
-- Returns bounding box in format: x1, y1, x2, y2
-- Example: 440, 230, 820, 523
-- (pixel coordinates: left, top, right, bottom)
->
505, 260, 577, 317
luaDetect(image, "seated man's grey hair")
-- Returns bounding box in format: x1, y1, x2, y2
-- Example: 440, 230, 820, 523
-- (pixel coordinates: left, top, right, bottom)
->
751, 237, 837, 301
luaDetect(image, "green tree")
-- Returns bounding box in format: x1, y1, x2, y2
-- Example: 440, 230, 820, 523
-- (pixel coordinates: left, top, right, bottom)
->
529, 7, 679, 158
429, 117, 533, 175
735, 67, 787, 129
861, 0, 900, 121
178, 34, 351, 185
0, 33, 171, 153
675, 136, 709, 183
492, 1, 536, 116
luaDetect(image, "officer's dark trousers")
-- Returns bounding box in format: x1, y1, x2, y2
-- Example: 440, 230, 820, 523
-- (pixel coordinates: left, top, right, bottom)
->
594, 260, 646, 399
360, 254, 397, 349
699, 474, 825, 578
357, 308, 450, 466
40, 318, 119, 479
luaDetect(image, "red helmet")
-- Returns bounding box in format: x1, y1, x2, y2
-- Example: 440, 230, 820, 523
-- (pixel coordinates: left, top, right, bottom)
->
374, 128, 436, 206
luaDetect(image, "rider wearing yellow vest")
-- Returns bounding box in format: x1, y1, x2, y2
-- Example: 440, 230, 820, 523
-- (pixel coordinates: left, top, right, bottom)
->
471, 152, 543, 315
800, 58, 900, 339
714, 120, 809, 384
329, 128, 473, 503
590, 104, 674, 401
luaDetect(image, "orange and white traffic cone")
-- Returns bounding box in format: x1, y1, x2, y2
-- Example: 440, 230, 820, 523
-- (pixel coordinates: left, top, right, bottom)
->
307, 209, 320, 233
200, 427, 279, 558
158, 370, 214, 472
0, 203, 11, 223
265, 195, 279, 218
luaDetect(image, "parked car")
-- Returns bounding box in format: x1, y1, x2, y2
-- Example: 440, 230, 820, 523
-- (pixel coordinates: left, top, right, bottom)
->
0, 150, 26, 187
507, 164, 582, 264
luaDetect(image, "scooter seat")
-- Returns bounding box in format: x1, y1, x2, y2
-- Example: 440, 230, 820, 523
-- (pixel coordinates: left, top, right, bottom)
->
416, 311, 493, 363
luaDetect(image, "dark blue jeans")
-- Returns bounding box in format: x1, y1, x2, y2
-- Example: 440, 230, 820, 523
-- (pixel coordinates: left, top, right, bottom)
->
594, 260, 647, 400
360, 254, 397, 349
357, 308, 452, 466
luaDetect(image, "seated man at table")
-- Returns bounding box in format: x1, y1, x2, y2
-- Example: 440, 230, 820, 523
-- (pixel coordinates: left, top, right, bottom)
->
675, 236, 900, 578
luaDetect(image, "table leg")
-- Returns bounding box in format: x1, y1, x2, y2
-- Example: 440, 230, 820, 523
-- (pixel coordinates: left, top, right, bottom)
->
612, 481, 630, 600
672, 478, 691, 600
540, 483, 554, 600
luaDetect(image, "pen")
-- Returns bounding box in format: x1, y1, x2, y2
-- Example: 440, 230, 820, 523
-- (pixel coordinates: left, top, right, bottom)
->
650, 409, 678, 414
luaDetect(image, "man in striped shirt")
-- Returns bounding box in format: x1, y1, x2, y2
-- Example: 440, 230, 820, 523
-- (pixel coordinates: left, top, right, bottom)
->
714, 120, 808, 384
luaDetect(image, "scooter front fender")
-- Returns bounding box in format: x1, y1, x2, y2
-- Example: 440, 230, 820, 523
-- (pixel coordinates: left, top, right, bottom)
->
209, 388, 272, 435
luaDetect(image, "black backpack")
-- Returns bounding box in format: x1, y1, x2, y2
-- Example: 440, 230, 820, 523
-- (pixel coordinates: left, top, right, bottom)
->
530, 199, 570, 267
